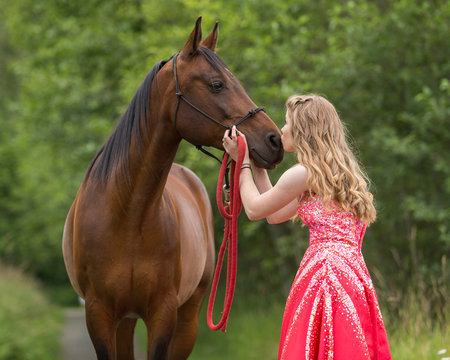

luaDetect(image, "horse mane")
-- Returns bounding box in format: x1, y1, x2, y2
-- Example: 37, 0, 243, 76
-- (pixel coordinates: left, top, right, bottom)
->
84, 58, 170, 186
84, 47, 225, 188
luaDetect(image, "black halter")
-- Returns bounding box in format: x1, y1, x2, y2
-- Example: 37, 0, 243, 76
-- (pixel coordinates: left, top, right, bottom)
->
172, 53, 265, 163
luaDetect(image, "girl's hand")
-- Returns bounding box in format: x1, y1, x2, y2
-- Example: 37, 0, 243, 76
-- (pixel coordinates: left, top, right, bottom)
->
222, 126, 249, 162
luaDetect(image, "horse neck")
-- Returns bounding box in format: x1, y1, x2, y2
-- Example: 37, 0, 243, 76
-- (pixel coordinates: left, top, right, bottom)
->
91, 65, 181, 215
127, 114, 181, 206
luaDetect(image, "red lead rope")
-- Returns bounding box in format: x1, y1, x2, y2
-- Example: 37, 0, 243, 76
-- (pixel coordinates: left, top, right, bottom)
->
207, 136, 246, 332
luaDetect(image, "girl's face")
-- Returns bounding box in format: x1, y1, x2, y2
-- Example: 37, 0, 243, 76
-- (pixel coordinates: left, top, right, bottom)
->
281, 112, 296, 152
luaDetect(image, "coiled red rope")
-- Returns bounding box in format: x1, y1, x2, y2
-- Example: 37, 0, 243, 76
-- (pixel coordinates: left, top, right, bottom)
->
207, 136, 246, 332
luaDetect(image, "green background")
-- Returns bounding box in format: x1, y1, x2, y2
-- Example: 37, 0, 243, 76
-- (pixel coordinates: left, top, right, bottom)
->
0, 0, 448, 358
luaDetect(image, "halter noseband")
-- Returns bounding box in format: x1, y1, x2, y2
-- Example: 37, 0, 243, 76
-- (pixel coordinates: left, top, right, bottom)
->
172, 53, 265, 134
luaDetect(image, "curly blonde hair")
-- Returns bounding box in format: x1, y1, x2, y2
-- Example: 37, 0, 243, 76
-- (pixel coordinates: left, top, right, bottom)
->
287, 94, 376, 224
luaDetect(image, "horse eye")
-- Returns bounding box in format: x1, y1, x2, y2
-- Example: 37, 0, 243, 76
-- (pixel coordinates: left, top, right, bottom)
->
210, 80, 224, 92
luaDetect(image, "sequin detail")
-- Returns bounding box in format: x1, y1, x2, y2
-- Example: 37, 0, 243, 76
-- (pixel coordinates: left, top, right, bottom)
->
278, 193, 392, 360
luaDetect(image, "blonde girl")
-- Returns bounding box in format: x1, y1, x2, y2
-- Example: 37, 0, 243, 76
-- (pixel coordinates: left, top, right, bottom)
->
223, 94, 391, 360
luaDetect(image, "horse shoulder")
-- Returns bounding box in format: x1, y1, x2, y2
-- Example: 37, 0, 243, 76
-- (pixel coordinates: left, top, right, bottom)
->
167, 163, 215, 306
62, 197, 84, 297
167, 163, 213, 243
169, 164, 209, 199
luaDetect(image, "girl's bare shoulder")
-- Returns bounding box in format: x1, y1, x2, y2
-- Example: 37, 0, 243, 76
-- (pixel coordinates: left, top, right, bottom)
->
277, 164, 308, 193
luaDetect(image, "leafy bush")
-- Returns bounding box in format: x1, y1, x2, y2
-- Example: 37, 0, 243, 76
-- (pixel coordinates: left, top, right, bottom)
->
0, 264, 63, 360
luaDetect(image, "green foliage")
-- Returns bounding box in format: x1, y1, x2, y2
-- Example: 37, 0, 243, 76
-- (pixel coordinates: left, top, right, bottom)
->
0, 0, 448, 328
0, 264, 63, 360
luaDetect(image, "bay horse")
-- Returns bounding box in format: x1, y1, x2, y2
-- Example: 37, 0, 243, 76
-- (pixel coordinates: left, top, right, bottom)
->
63, 17, 283, 360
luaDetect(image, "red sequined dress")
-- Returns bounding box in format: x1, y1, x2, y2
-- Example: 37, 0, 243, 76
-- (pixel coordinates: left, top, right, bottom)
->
278, 193, 392, 360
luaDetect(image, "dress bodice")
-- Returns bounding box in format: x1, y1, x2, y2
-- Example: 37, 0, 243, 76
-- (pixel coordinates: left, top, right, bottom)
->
297, 192, 367, 249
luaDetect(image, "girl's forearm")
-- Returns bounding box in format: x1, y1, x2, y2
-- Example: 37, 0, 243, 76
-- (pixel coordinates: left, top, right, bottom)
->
239, 168, 263, 220
252, 167, 272, 194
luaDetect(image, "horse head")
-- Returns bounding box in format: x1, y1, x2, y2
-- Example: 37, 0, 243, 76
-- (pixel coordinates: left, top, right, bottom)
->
165, 17, 284, 169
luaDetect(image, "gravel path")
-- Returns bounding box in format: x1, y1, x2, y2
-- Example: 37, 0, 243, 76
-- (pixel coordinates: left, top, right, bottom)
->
61, 307, 146, 360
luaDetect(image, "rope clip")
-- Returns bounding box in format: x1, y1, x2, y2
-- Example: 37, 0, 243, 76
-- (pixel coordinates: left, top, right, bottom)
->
223, 184, 230, 206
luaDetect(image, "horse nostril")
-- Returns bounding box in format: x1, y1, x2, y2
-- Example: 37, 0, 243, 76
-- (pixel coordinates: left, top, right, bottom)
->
266, 133, 282, 151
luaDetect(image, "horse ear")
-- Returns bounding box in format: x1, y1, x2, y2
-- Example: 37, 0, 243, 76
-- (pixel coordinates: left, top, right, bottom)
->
180, 16, 202, 58
201, 21, 219, 52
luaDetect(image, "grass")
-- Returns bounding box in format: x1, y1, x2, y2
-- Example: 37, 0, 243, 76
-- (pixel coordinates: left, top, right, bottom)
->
0, 264, 63, 360
383, 287, 449, 360
374, 255, 449, 360
190, 300, 283, 360
389, 325, 449, 360
135, 297, 283, 359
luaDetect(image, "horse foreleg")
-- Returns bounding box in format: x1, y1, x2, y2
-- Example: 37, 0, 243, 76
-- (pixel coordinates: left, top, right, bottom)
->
168, 283, 209, 359
116, 318, 138, 360
144, 294, 178, 360
85, 299, 117, 360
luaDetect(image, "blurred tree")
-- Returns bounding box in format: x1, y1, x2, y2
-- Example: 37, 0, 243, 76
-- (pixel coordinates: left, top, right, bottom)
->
310, 0, 450, 300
